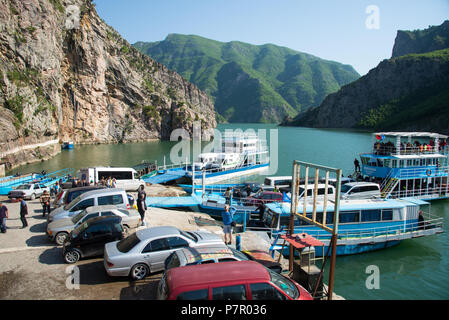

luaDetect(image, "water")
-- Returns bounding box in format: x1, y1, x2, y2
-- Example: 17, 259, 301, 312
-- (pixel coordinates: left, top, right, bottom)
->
8, 124, 449, 300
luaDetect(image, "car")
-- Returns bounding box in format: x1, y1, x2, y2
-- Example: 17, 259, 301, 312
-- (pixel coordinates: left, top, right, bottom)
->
156, 260, 312, 300
62, 215, 124, 264
52, 186, 107, 208
164, 246, 283, 274
232, 183, 262, 198
244, 191, 283, 206
340, 182, 381, 199
48, 188, 132, 223
7, 183, 50, 200
103, 226, 225, 280
47, 205, 141, 245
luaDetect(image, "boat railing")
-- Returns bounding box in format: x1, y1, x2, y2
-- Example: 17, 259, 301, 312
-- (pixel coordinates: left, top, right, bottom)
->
156, 161, 190, 171
372, 145, 448, 156
290, 212, 443, 241
395, 166, 449, 179
388, 184, 449, 199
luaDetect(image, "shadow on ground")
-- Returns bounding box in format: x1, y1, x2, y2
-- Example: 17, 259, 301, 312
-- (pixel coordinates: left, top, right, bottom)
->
38, 247, 64, 265
26, 234, 53, 247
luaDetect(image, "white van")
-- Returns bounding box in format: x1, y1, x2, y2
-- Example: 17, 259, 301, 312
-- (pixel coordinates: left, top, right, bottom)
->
79, 167, 144, 191
263, 176, 292, 191
340, 182, 381, 200
288, 184, 336, 200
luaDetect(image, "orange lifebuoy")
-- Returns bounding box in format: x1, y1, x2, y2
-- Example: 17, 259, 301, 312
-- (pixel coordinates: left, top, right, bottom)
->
426, 169, 432, 176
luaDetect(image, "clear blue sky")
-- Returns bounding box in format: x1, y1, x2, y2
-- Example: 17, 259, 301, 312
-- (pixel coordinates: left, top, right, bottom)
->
94, 0, 449, 75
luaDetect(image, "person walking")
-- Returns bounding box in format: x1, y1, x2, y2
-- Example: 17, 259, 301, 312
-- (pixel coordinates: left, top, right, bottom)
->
137, 185, 147, 226
0, 202, 9, 233
19, 196, 28, 229
40, 190, 51, 217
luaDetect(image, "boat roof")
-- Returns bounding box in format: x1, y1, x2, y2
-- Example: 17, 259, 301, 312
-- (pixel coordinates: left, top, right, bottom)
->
361, 153, 447, 159
374, 132, 448, 139
266, 198, 427, 214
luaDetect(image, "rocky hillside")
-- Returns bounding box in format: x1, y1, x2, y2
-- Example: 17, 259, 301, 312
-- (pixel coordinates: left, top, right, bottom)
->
392, 20, 449, 58
0, 0, 216, 170
283, 22, 449, 135
134, 34, 360, 123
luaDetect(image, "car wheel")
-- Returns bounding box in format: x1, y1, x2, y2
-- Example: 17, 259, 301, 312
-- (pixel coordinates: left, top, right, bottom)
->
31, 193, 36, 200
55, 232, 69, 246
130, 263, 149, 281
64, 250, 80, 264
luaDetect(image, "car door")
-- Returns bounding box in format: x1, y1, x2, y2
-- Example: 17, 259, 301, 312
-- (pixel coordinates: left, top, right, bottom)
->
81, 223, 111, 258
69, 198, 95, 217
141, 238, 172, 273
34, 184, 41, 197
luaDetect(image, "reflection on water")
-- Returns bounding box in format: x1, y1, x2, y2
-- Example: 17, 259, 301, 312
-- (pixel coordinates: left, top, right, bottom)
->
8, 124, 449, 300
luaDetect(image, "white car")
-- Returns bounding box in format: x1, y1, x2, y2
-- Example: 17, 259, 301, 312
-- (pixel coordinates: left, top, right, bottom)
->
8, 183, 50, 200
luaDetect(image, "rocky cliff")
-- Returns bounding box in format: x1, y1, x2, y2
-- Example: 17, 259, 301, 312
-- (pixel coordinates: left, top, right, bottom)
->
392, 20, 449, 58
0, 0, 216, 170
284, 21, 449, 135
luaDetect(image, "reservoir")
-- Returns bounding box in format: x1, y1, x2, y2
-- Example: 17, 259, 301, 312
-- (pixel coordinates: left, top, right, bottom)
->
8, 123, 449, 300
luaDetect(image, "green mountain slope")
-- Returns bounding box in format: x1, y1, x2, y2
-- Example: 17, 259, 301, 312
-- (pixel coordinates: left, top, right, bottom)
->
133, 34, 360, 123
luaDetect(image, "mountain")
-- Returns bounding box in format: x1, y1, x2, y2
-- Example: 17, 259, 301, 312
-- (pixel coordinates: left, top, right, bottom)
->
133, 34, 360, 123
0, 0, 216, 170
283, 21, 449, 135
392, 20, 449, 58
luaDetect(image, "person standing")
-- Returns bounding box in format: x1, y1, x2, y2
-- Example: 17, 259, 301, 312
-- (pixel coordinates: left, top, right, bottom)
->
222, 205, 234, 245
137, 185, 147, 226
111, 178, 117, 188
19, 196, 28, 229
0, 202, 9, 233
40, 190, 51, 217
354, 158, 360, 172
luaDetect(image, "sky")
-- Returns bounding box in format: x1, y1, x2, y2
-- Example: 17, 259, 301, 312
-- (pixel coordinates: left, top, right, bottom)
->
94, 0, 449, 75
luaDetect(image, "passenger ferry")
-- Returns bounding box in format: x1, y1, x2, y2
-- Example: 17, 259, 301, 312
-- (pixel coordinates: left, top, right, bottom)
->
359, 132, 449, 200
256, 198, 444, 256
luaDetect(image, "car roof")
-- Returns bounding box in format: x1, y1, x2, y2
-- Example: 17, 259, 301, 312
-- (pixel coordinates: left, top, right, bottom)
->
78, 188, 126, 199
177, 246, 233, 263
167, 261, 269, 290
84, 215, 121, 225
136, 226, 181, 240
68, 186, 106, 193
85, 205, 118, 213
343, 182, 379, 187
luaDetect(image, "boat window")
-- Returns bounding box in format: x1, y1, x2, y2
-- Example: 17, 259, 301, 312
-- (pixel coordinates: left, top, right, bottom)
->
384, 159, 391, 167
339, 211, 360, 223
361, 209, 381, 222
392, 160, 397, 168
315, 212, 334, 225
381, 209, 393, 221
399, 160, 404, 168
407, 160, 413, 167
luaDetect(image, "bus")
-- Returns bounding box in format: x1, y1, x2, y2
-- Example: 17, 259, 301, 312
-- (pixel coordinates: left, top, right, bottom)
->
79, 167, 144, 191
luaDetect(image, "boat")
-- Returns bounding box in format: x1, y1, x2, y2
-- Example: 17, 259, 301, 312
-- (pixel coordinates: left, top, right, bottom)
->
254, 197, 444, 256
62, 141, 74, 149
358, 132, 449, 200
143, 132, 270, 185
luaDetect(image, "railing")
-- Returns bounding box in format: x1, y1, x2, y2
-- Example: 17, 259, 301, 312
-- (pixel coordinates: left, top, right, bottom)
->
389, 185, 449, 199
395, 166, 449, 179
372, 145, 448, 156
283, 212, 443, 241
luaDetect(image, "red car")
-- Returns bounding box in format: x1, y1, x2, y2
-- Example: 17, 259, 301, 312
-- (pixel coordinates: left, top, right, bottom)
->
157, 260, 313, 300
245, 191, 283, 206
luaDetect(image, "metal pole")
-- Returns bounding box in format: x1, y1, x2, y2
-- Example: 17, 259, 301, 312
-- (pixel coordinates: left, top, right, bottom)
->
328, 168, 341, 300
289, 161, 298, 271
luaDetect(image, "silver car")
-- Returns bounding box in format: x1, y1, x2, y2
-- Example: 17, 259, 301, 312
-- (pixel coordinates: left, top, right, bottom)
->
8, 183, 50, 200
47, 205, 141, 245
104, 226, 225, 280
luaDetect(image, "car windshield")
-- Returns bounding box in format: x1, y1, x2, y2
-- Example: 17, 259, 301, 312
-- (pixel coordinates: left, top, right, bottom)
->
72, 221, 89, 238
229, 248, 250, 261
269, 268, 299, 299
341, 184, 352, 193
16, 184, 31, 190
117, 233, 140, 253
180, 230, 197, 242
64, 195, 82, 211
71, 210, 88, 224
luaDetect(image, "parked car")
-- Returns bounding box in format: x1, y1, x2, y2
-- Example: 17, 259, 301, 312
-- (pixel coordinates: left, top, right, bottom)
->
164, 246, 283, 274
244, 191, 283, 206
62, 216, 124, 264
340, 182, 381, 200
7, 183, 50, 200
52, 186, 107, 208
156, 260, 312, 300
48, 188, 132, 223
103, 226, 225, 280
232, 183, 262, 198
47, 205, 141, 245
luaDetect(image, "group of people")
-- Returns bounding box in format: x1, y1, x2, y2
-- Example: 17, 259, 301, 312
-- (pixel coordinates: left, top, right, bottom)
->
97, 177, 118, 188
374, 139, 448, 156
0, 195, 30, 233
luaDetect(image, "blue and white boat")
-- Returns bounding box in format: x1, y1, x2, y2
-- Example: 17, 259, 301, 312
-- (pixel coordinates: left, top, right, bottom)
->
257, 197, 443, 256
359, 132, 449, 200
62, 141, 74, 149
